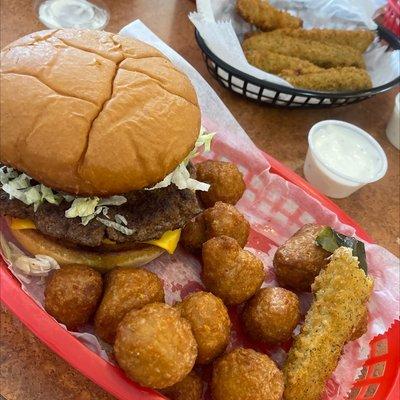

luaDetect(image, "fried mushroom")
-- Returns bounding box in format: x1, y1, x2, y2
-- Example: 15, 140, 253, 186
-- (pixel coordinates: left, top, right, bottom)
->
181, 213, 207, 253
176, 291, 231, 364
94, 267, 164, 344
161, 371, 204, 400
196, 161, 245, 207
202, 236, 264, 305
181, 202, 250, 252
44, 264, 103, 330
242, 287, 300, 344
203, 202, 250, 248
211, 347, 284, 400
114, 303, 197, 389
274, 224, 330, 291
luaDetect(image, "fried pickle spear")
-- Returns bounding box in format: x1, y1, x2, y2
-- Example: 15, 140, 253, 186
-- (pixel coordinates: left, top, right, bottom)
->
236, 0, 302, 31
242, 32, 365, 68
277, 28, 375, 53
283, 247, 373, 400
280, 67, 372, 92
244, 49, 322, 75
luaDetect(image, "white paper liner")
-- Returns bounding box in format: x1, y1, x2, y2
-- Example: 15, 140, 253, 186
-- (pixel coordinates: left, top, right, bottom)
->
0, 20, 398, 400
190, 0, 400, 89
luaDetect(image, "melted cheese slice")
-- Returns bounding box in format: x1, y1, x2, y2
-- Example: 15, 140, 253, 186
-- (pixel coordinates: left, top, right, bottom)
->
10, 218, 181, 254
10, 218, 36, 230
145, 229, 181, 254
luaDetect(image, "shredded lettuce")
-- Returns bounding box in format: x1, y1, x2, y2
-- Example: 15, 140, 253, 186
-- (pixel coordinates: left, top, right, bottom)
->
6, 173, 30, 189
1, 167, 62, 212
2, 182, 27, 202
115, 214, 128, 225
2, 174, 39, 208
0, 166, 18, 184
1, 172, 31, 204
41, 185, 62, 205
63, 194, 75, 202
25, 187, 42, 211
0, 166, 129, 227
65, 197, 100, 219
149, 127, 215, 192
97, 216, 135, 235
98, 195, 127, 207
64, 195, 128, 226
0, 127, 215, 235
80, 214, 96, 226
191, 126, 215, 156
151, 163, 210, 191
97, 212, 134, 236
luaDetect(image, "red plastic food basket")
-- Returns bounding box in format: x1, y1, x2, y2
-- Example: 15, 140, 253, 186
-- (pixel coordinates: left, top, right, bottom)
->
1, 151, 399, 400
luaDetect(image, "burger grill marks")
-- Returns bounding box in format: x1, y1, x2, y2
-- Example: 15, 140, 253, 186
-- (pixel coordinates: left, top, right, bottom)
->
0, 184, 202, 248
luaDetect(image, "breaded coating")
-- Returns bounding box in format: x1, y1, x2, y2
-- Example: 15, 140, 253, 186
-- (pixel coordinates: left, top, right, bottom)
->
212, 347, 284, 400
274, 224, 330, 292
281, 67, 372, 92
161, 371, 204, 400
181, 202, 250, 253
277, 28, 375, 53
94, 267, 164, 344
237, 0, 302, 31
202, 236, 265, 305
203, 202, 250, 248
283, 247, 373, 400
196, 161, 246, 207
181, 214, 207, 253
349, 306, 368, 341
176, 291, 231, 364
44, 265, 103, 330
242, 32, 365, 69
114, 303, 197, 389
242, 287, 300, 344
244, 48, 322, 75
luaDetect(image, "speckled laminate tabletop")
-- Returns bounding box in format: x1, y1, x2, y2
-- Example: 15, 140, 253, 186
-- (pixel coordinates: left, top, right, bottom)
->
0, 1, 399, 399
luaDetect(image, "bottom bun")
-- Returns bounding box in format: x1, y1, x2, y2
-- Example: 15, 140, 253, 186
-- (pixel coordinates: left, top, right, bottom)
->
7, 222, 165, 273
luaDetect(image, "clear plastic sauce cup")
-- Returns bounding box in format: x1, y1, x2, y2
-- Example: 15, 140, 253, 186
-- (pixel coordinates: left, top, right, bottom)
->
304, 120, 388, 199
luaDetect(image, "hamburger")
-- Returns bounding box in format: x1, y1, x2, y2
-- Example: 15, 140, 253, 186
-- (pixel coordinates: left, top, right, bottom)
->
0, 29, 213, 272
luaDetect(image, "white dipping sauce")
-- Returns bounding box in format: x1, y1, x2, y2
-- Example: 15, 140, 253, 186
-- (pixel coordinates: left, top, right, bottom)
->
38, 0, 109, 30
312, 124, 379, 182
304, 120, 387, 199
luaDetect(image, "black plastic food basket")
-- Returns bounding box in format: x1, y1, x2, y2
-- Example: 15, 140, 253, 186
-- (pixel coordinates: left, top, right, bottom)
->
195, 25, 400, 108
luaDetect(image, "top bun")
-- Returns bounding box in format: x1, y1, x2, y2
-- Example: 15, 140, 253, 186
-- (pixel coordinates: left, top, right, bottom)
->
0, 29, 200, 196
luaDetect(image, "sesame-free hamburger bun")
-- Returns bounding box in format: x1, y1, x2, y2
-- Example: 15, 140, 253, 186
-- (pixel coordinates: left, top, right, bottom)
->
0, 29, 201, 196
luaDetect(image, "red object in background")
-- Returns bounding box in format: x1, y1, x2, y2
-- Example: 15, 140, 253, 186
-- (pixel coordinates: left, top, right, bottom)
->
384, 0, 400, 36
1, 151, 399, 400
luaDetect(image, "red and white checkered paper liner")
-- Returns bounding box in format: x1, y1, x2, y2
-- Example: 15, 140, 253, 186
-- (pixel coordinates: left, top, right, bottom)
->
2, 127, 398, 399
1, 20, 398, 400
194, 132, 399, 399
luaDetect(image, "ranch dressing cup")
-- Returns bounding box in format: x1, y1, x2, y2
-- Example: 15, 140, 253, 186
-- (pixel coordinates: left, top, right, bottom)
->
304, 120, 388, 199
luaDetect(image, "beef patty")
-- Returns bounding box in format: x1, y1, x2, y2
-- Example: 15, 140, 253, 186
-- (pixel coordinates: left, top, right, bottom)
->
0, 185, 201, 248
